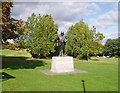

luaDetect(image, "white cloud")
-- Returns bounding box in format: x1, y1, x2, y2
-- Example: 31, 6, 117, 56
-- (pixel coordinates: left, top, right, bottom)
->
89, 3, 101, 11
89, 10, 118, 29
7, 39, 14, 43
58, 21, 74, 34
101, 32, 119, 45
104, 32, 118, 39
11, 2, 100, 33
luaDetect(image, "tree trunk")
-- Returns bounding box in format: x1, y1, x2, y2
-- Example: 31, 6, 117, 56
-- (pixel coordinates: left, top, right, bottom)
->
85, 54, 89, 61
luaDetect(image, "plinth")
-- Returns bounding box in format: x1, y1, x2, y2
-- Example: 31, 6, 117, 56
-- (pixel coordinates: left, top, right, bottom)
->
51, 56, 74, 73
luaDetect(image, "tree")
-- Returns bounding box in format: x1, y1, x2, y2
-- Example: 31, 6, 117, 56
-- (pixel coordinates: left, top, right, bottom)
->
103, 37, 120, 56
66, 20, 104, 60
1, 1, 25, 43
20, 13, 58, 58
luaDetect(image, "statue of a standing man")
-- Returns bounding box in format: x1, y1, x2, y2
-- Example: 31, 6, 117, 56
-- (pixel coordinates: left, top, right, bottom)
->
57, 32, 68, 56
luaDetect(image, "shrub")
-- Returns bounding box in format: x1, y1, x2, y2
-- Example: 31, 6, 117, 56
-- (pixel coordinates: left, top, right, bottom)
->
2, 43, 20, 50
76, 55, 83, 59
115, 55, 119, 58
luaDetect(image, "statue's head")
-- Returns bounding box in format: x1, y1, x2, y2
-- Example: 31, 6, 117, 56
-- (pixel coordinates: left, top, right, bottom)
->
61, 32, 64, 36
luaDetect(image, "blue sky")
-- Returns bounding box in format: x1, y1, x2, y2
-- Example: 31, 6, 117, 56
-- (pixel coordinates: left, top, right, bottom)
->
9, 1, 119, 44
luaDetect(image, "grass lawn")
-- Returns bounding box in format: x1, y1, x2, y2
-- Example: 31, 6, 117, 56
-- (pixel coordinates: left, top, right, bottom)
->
1, 49, 118, 91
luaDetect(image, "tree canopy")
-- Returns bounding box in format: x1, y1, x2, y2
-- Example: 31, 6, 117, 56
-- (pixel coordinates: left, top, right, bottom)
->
66, 20, 105, 60
1, 1, 25, 43
103, 37, 120, 56
20, 13, 58, 58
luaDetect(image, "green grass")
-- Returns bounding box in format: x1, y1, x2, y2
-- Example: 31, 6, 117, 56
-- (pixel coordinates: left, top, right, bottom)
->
1, 49, 118, 91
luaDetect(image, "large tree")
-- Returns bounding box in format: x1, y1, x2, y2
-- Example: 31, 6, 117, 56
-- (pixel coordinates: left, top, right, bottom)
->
66, 20, 104, 60
20, 13, 58, 58
1, 1, 25, 43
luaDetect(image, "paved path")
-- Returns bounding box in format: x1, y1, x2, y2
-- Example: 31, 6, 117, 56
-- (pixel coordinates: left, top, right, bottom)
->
39, 69, 87, 75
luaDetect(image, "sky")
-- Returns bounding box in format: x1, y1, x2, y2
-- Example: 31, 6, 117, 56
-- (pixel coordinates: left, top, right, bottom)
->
8, 1, 119, 45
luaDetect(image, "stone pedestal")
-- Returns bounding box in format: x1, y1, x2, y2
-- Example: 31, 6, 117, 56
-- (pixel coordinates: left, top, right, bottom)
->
51, 56, 74, 73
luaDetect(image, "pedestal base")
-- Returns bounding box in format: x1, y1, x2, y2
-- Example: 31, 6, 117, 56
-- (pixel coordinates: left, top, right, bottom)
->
40, 69, 87, 75
51, 56, 74, 73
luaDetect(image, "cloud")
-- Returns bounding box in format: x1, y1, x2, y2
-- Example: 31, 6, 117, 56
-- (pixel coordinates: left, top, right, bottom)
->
58, 21, 74, 34
89, 3, 101, 11
11, 2, 39, 19
11, 2, 100, 32
101, 32, 119, 45
89, 10, 118, 29
11, 2, 100, 21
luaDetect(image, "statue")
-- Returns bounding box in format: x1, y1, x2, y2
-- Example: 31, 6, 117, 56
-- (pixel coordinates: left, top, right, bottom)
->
57, 32, 68, 56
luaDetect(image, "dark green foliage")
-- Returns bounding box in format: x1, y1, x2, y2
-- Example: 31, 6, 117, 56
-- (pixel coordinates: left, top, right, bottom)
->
66, 20, 104, 60
20, 13, 58, 58
103, 37, 120, 56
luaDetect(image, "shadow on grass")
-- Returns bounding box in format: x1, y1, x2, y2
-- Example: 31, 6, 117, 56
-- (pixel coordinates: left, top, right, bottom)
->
0, 72, 15, 82
90, 59, 99, 61
2, 55, 46, 70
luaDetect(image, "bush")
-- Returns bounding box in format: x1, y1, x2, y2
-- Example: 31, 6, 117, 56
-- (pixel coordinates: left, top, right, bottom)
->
76, 55, 83, 59
115, 55, 119, 58
2, 45, 9, 49
9, 46, 15, 50
2, 43, 20, 50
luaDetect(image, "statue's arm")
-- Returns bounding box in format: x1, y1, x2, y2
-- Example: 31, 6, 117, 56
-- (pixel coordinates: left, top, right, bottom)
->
65, 36, 68, 43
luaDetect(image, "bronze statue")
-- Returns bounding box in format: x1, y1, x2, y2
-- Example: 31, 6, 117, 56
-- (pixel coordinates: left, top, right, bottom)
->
57, 32, 68, 56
